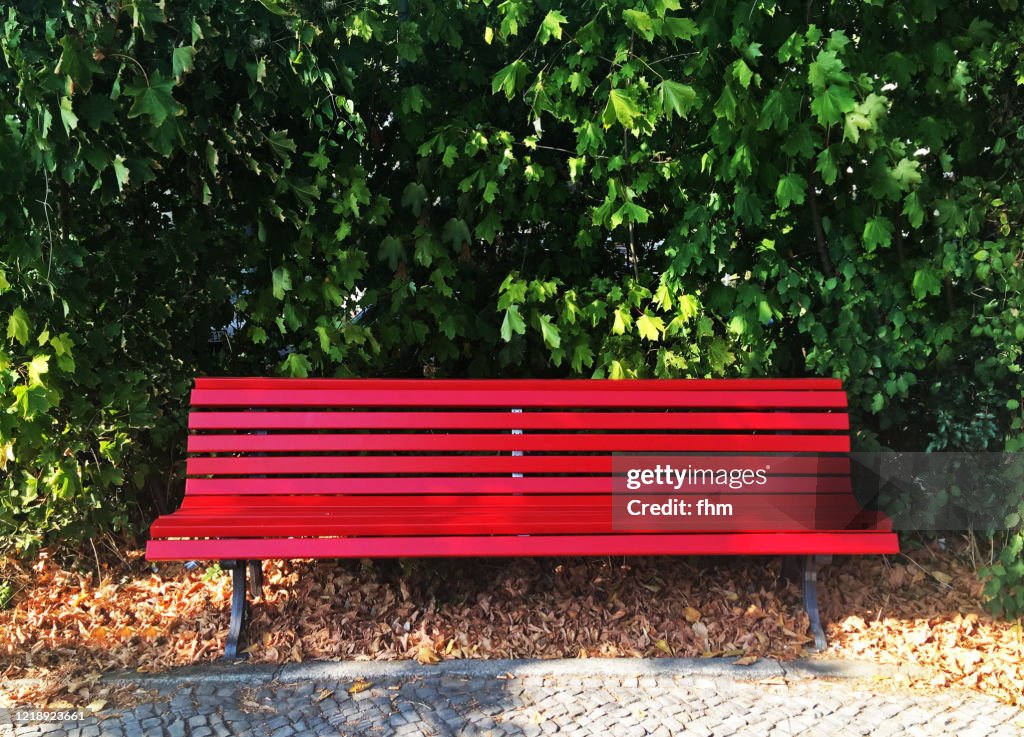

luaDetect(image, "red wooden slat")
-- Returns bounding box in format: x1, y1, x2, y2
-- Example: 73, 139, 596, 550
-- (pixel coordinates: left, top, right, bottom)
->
180, 481, 854, 509
189, 389, 849, 409
146, 532, 900, 561
186, 455, 853, 477
152, 517, 866, 538
189, 411, 849, 431
187, 433, 850, 453
182, 475, 851, 496
194, 378, 843, 391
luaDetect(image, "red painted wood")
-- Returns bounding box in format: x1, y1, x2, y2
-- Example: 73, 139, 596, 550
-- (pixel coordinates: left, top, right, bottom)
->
183, 475, 851, 496
152, 517, 869, 538
190, 388, 849, 409
187, 433, 851, 454
146, 531, 900, 561
186, 455, 853, 477
147, 378, 897, 566
194, 378, 844, 391
176, 488, 857, 512
189, 411, 850, 431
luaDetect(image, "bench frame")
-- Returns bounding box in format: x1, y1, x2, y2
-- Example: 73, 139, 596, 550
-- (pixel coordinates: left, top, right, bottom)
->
217, 553, 833, 659
147, 378, 898, 659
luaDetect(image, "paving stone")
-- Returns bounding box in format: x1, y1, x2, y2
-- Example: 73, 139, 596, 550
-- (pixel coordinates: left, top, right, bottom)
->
8, 665, 1024, 737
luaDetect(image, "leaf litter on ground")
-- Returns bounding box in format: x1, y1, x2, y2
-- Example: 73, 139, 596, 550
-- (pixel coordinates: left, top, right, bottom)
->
1, 538, 1021, 709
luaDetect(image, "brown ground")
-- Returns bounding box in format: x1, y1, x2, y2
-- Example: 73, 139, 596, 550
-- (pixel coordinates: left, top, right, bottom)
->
1, 536, 1022, 709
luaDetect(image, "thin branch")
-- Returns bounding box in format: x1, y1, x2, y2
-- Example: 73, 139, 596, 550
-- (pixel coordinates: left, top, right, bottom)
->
805, 161, 834, 275
109, 53, 149, 86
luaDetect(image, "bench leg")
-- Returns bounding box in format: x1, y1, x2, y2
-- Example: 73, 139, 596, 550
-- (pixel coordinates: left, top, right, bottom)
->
802, 554, 831, 652
224, 560, 248, 660
248, 560, 264, 600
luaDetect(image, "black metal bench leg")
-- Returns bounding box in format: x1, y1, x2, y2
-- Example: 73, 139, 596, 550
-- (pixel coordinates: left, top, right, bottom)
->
248, 560, 264, 600
224, 560, 248, 660
802, 554, 831, 651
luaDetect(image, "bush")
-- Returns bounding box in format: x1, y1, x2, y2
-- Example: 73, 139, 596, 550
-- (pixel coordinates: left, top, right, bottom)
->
1, 0, 1022, 607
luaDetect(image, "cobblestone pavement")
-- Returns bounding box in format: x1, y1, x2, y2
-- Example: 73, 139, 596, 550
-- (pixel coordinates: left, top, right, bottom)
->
3, 662, 1023, 737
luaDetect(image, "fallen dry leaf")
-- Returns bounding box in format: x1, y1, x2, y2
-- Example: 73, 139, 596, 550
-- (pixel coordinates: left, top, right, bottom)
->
1, 537, 1022, 708
415, 645, 441, 665
347, 679, 373, 695
733, 655, 758, 666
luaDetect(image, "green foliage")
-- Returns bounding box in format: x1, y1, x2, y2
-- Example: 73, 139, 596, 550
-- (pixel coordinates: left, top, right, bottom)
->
1, 0, 1023, 611
200, 563, 225, 584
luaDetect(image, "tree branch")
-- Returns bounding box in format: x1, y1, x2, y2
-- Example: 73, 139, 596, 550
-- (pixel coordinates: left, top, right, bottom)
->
806, 162, 834, 276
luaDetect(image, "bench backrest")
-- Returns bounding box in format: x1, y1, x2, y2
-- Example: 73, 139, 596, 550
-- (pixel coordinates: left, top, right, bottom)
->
182, 378, 878, 532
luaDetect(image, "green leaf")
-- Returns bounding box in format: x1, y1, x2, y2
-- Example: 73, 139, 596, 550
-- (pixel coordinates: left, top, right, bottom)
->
911, 267, 942, 299
402, 183, 428, 216
863, 216, 893, 252
267, 130, 297, 160
653, 283, 673, 310
206, 142, 219, 177
611, 201, 651, 228
816, 149, 838, 185
732, 59, 753, 89
603, 88, 641, 129
808, 50, 848, 89
28, 355, 49, 386
612, 307, 630, 335
636, 312, 664, 341
379, 236, 404, 269
571, 343, 594, 373
272, 267, 293, 300
172, 46, 196, 81
442, 218, 472, 248
125, 73, 180, 127
677, 294, 699, 323
59, 97, 79, 134
659, 80, 697, 120
492, 60, 528, 99
12, 385, 50, 419
536, 314, 561, 349
258, 0, 296, 16
623, 9, 655, 42
708, 338, 735, 372
55, 35, 101, 94
112, 155, 129, 192
282, 352, 311, 378
7, 308, 29, 345
892, 158, 922, 189
500, 305, 526, 342
809, 85, 856, 126
538, 10, 567, 44
902, 192, 925, 228
662, 17, 698, 41
775, 173, 807, 209
247, 58, 267, 85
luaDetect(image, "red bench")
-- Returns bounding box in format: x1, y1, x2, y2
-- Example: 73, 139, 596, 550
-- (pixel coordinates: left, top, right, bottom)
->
147, 378, 898, 658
